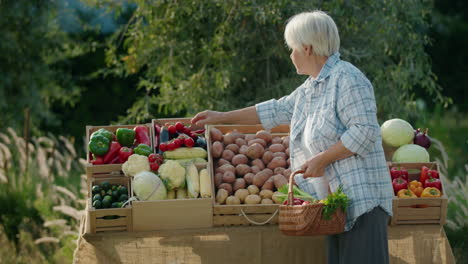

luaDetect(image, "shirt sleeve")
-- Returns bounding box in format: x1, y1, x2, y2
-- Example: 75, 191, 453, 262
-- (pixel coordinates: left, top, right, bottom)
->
337, 74, 380, 157
255, 86, 301, 130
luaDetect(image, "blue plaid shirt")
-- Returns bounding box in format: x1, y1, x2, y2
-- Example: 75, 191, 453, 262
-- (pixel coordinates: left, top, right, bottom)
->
255, 52, 393, 231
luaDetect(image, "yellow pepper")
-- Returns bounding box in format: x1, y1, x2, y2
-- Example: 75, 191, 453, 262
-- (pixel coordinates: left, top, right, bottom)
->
397, 189, 417, 198
421, 187, 441, 198
409, 180, 424, 197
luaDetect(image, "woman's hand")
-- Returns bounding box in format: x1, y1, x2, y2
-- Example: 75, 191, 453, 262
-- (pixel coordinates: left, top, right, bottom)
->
191, 110, 224, 127
301, 152, 330, 178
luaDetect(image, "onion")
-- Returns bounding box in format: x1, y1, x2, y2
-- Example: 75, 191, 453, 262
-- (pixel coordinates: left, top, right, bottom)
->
413, 128, 431, 149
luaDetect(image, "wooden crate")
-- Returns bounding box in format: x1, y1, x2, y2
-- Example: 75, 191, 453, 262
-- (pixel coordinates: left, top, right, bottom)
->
130, 164, 213, 231
87, 177, 132, 233
85, 123, 153, 178
206, 124, 289, 226
389, 162, 448, 225
151, 117, 204, 154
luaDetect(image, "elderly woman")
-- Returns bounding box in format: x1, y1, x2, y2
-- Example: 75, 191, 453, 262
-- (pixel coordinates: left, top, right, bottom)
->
191, 11, 393, 264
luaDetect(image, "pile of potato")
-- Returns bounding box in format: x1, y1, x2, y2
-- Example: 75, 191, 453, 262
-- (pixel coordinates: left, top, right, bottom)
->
210, 127, 291, 205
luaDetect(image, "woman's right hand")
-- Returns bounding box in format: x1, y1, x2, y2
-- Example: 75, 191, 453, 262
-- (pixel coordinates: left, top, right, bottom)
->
191, 110, 224, 127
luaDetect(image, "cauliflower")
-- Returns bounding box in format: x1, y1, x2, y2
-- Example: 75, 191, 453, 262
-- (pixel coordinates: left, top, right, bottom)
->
122, 154, 150, 177
158, 160, 186, 191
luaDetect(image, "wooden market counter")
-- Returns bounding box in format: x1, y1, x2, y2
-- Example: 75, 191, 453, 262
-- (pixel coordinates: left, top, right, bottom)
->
73, 215, 455, 264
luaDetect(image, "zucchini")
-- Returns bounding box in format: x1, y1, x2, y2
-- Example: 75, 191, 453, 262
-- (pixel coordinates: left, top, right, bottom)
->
163, 147, 207, 160
159, 127, 169, 154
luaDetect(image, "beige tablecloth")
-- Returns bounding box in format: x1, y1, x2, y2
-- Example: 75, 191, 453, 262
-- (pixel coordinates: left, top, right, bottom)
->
74, 216, 455, 264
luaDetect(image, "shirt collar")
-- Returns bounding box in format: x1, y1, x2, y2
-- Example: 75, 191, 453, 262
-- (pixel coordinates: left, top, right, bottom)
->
308, 52, 341, 86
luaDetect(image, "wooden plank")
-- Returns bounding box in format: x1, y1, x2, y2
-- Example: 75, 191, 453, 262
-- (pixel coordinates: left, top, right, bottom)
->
213, 204, 279, 215
392, 219, 442, 225
393, 197, 444, 207
213, 214, 279, 226
210, 124, 289, 134
95, 226, 128, 232
396, 207, 441, 220
96, 217, 129, 227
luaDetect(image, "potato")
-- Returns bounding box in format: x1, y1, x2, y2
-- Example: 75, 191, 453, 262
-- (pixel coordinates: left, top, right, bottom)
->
226, 195, 241, 205
233, 178, 246, 192
244, 134, 256, 142
210, 128, 224, 142
282, 136, 290, 148
245, 194, 261, 204
232, 154, 248, 166
226, 144, 239, 154
216, 164, 236, 174
250, 165, 261, 174
215, 172, 223, 188
262, 151, 273, 164
235, 164, 251, 176
235, 138, 247, 147
261, 198, 274, 204
287, 158, 290, 166
216, 189, 228, 204
243, 173, 254, 184
246, 143, 264, 159
247, 185, 260, 195
272, 174, 288, 189
212, 141, 224, 158
239, 145, 249, 155
253, 170, 271, 188
255, 130, 272, 143
262, 168, 274, 177
285, 148, 290, 156
267, 157, 287, 170
259, 189, 274, 199
262, 177, 274, 190
218, 183, 233, 195
224, 130, 243, 145
235, 189, 249, 203
274, 167, 286, 175
222, 149, 235, 161
251, 159, 265, 169
248, 138, 267, 148
271, 136, 282, 144
223, 171, 236, 184
272, 152, 287, 160
272, 192, 283, 204
269, 144, 285, 153
283, 169, 292, 178
217, 158, 230, 167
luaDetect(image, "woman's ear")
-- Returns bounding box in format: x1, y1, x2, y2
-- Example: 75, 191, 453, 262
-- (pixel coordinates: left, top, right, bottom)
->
303, 45, 313, 56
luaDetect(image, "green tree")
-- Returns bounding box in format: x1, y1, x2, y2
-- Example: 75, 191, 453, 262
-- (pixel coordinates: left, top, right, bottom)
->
102, 0, 448, 123
0, 0, 83, 134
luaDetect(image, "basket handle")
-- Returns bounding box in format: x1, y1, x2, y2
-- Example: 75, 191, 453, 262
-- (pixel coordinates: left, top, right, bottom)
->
288, 169, 305, 205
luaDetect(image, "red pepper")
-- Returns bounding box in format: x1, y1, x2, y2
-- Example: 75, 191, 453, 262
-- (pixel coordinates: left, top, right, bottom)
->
283, 198, 305, 205
390, 167, 408, 181
150, 162, 160, 172
91, 156, 104, 165
192, 129, 206, 134
420, 166, 439, 184
134, 126, 151, 146
119, 147, 133, 163
103, 141, 122, 164
424, 177, 442, 191
392, 177, 408, 195
109, 155, 120, 164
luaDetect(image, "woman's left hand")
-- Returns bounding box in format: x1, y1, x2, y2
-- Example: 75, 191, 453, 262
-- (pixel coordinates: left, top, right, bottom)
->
301, 152, 330, 178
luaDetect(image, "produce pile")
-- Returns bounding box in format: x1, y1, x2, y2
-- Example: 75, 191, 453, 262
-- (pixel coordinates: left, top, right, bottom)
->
88, 126, 152, 165
391, 165, 442, 198
118, 121, 212, 202
210, 127, 292, 205
91, 181, 129, 209
381, 118, 432, 162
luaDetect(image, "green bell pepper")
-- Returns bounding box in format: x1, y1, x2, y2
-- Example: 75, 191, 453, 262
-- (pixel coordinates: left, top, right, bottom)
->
88, 135, 110, 156
116, 128, 135, 147
133, 144, 152, 156
91, 128, 114, 142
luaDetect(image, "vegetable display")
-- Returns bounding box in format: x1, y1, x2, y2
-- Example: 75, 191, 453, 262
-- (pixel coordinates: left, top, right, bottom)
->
91, 181, 129, 209
211, 128, 293, 205
88, 126, 152, 165
389, 164, 443, 198
133, 171, 167, 201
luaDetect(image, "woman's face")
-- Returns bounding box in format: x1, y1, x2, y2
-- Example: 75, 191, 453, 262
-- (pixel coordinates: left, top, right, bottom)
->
290, 47, 311, 75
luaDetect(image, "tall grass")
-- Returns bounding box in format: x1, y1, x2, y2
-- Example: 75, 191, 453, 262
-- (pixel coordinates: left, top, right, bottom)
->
0, 128, 86, 263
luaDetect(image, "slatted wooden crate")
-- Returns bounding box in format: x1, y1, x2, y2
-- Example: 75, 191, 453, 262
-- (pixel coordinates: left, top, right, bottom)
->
87, 176, 132, 233
85, 124, 153, 178
151, 118, 204, 154
389, 162, 447, 225
206, 124, 290, 226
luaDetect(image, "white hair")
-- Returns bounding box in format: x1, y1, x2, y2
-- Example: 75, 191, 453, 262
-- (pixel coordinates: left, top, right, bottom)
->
284, 11, 340, 56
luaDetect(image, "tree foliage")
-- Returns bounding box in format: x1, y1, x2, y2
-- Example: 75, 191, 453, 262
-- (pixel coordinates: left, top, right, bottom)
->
103, 0, 448, 123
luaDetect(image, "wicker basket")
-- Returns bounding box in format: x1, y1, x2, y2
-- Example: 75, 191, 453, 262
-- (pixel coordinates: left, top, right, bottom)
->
279, 170, 346, 236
